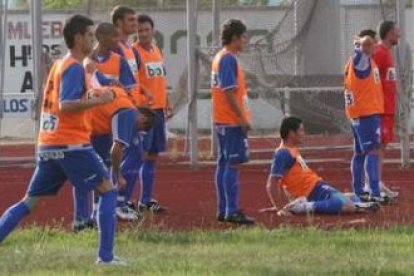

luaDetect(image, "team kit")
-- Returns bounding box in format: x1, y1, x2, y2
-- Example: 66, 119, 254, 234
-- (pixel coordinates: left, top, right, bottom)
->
0, 6, 400, 265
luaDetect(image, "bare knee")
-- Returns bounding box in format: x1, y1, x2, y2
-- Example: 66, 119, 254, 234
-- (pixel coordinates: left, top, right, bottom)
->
22, 195, 40, 212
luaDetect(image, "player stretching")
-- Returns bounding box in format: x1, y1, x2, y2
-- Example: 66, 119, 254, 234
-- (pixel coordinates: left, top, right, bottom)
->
0, 15, 124, 265
345, 34, 385, 202
131, 14, 171, 213
211, 19, 254, 224
264, 117, 379, 216
72, 22, 140, 228
372, 21, 400, 200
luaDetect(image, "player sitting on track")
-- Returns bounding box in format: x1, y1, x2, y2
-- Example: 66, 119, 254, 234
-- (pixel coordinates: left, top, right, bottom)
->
345, 34, 387, 203
263, 117, 379, 216
0, 15, 125, 265
211, 19, 254, 224
72, 22, 142, 230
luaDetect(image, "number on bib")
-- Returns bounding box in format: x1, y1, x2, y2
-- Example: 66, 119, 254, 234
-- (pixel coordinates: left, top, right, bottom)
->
41, 113, 59, 133
344, 90, 355, 106
146, 62, 166, 78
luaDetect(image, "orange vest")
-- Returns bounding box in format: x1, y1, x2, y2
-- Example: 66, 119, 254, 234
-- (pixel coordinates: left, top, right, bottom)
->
86, 86, 135, 136
133, 43, 167, 109
118, 41, 145, 107
211, 49, 251, 125
93, 52, 121, 82
276, 146, 322, 198
38, 56, 90, 146
344, 57, 384, 119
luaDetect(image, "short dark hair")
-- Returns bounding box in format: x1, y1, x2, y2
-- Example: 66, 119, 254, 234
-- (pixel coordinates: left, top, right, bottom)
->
137, 107, 155, 131
359, 29, 376, 39
378, 20, 395, 40
63, 14, 94, 49
95, 22, 116, 41
221, 19, 247, 46
137, 14, 154, 28
280, 117, 303, 140
111, 5, 135, 25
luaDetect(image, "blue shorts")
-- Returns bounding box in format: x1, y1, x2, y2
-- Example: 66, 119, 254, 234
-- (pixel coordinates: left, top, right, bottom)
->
142, 109, 167, 154
112, 109, 137, 147
307, 182, 347, 203
92, 109, 137, 166
27, 148, 109, 197
92, 134, 112, 167
215, 125, 249, 165
351, 115, 381, 154
121, 131, 143, 175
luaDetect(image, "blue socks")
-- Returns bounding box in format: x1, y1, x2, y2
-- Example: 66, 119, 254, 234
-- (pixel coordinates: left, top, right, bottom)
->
223, 166, 240, 215
140, 160, 155, 205
0, 201, 30, 243
366, 154, 381, 197
215, 160, 226, 215
351, 154, 366, 195
97, 189, 117, 262
73, 188, 91, 223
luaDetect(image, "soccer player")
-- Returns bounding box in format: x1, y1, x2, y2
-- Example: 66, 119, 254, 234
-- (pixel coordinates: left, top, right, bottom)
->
0, 15, 124, 265
373, 21, 400, 199
72, 22, 140, 228
130, 14, 172, 213
211, 19, 254, 224
264, 117, 379, 216
345, 34, 385, 202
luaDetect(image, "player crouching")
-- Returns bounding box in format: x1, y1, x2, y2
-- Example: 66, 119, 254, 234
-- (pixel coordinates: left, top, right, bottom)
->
263, 117, 380, 216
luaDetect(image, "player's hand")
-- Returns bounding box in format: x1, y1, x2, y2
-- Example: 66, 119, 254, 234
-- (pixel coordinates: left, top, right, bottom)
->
110, 80, 123, 88
241, 121, 252, 134
117, 175, 127, 190
165, 104, 174, 119
96, 89, 115, 105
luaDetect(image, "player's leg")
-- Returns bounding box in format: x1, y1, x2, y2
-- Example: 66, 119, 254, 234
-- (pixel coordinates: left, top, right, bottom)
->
359, 115, 383, 201
139, 110, 167, 212
111, 110, 141, 220
379, 115, 399, 199
351, 120, 367, 199
214, 125, 227, 221
0, 156, 66, 243
222, 126, 254, 224
61, 149, 120, 264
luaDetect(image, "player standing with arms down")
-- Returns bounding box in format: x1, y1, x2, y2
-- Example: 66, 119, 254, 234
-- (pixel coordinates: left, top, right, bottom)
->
345, 35, 385, 202
211, 19, 254, 224
131, 14, 171, 213
373, 21, 400, 199
0, 15, 124, 265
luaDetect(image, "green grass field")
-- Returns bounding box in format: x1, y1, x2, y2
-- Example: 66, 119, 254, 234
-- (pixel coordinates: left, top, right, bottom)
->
1, 226, 414, 275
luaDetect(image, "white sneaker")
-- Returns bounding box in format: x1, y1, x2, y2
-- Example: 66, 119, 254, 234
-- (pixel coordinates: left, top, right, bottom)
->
380, 182, 399, 200
115, 206, 139, 221
96, 256, 127, 266
283, 196, 313, 214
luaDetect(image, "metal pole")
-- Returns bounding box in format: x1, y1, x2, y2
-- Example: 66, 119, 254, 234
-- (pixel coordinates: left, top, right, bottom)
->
30, 0, 43, 157
0, 0, 9, 145
187, 0, 199, 167
210, 0, 221, 158
396, 0, 410, 167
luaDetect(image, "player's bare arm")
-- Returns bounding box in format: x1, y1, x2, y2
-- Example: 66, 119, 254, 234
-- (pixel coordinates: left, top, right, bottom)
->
60, 88, 115, 113
110, 141, 127, 189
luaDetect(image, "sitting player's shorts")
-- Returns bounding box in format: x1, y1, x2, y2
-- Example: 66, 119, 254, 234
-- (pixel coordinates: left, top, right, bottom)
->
351, 114, 381, 154
142, 109, 167, 154
215, 124, 249, 165
307, 182, 346, 203
381, 115, 395, 144
27, 146, 109, 197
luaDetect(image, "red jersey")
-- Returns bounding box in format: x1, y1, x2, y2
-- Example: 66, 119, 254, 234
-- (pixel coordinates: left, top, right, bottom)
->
373, 43, 397, 115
